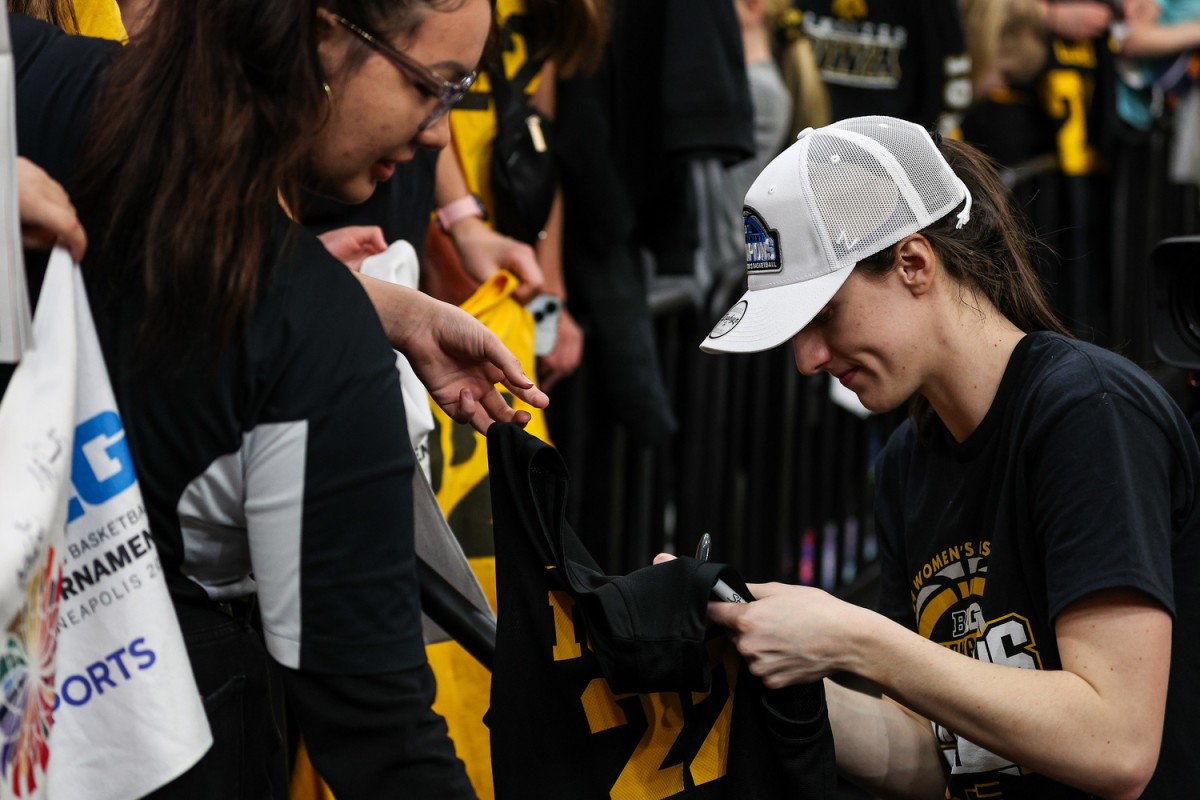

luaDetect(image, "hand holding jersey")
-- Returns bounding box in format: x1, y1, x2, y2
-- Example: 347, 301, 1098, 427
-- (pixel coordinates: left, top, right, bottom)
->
697, 116, 1198, 799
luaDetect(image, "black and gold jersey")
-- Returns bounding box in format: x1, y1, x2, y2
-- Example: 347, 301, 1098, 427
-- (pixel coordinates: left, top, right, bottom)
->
797, 0, 972, 135
486, 423, 837, 799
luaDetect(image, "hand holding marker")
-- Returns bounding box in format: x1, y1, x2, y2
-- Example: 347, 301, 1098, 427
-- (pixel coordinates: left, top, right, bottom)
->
695, 532, 748, 603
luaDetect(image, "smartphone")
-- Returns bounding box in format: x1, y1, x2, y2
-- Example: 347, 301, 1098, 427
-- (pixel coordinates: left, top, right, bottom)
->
529, 294, 561, 356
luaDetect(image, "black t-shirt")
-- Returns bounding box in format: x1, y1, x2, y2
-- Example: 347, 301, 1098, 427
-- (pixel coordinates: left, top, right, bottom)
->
11, 12, 422, 677
875, 332, 1200, 799
10, 16, 472, 797
10, 13, 114, 307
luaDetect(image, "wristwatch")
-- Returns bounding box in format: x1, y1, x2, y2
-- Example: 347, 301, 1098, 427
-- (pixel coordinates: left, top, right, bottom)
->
435, 193, 488, 232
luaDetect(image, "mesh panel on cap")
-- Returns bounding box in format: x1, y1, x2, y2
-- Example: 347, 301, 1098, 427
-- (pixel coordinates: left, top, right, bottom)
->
840, 118, 964, 220
802, 116, 966, 271
805, 135, 918, 265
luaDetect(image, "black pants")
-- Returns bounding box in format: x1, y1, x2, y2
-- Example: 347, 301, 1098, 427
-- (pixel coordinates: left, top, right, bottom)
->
144, 597, 288, 800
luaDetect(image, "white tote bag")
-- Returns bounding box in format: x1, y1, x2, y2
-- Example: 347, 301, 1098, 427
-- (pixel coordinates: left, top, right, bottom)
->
0, 244, 76, 800
0, 248, 212, 799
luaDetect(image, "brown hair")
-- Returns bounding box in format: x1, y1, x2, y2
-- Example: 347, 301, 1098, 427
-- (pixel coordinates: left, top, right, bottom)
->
854, 136, 1071, 423
7, 0, 79, 33
72, 0, 453, 358
525, 0, 612, 79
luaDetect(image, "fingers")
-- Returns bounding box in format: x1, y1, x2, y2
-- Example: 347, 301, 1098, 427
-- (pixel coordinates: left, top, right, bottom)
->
17, 157, 88, 261
462, 389, 532, 435
488, 340, 549, 408
536, 310, 583, 391
538, 348, 579, 393
316, 225, 387, 270
504, 378, 549, 410
512, 282, 541, 306
502, 243, 544, 303
539, 362, 564, 393
707, 599, 747, 628
458, 388, 494, 435
451, 223, 543, 302
21, 215, 87, 262
360, 225, 388, 253
471, 331, 548, 412
329, 224, 386, 252
652, 552, 677, 565
480, 387, 517, 423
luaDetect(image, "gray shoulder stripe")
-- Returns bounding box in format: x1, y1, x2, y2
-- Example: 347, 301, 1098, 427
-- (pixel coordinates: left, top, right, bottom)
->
177, 448, 254, 599
176, 421, 306, 669
243, 421, 307, 669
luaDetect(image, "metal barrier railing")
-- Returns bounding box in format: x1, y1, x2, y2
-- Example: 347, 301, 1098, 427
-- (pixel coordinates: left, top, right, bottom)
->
643, 270, 900, 604
547, 131, 1195, 608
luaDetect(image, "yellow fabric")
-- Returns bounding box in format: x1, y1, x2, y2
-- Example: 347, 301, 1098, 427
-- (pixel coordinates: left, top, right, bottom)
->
426, 556, 498, 800
287, 566, 500, 800
430, 270, 550, 518
72, 0, 127, 41
425, 273, 550, 800
449, 0, 539, 212
289, 740, 331, 800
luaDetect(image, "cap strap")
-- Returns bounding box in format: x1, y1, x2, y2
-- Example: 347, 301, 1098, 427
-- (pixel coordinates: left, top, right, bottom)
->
954, 179, 972, 229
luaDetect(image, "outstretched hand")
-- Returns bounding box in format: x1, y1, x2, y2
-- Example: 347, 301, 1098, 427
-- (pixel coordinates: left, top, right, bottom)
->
356, 272, 548, 433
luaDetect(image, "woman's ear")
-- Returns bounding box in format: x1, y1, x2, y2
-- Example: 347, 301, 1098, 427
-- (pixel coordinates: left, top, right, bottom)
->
895, 234, 936, 296
314, 8, 345, 80
314, 7, 337, 38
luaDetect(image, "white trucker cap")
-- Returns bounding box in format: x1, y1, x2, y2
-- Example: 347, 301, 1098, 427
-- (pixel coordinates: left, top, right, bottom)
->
700, 115, 972, 354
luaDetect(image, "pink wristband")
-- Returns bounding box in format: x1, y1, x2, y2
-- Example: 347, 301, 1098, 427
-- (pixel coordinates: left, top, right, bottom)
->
435, 194, 487, 231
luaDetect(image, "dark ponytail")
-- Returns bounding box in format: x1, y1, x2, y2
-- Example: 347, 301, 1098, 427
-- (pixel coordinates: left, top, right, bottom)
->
855, 136, 1070, 425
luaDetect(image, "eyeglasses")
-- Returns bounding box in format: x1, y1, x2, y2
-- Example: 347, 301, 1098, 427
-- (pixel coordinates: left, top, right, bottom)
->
329, 13, 477, 131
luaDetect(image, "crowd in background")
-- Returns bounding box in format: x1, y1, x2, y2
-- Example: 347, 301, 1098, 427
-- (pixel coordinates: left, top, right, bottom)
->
8, 1, 1200, 799
15, 0, 1200, 577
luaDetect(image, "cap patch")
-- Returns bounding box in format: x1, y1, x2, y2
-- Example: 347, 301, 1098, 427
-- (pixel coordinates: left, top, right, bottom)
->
743, 208, 782, 274
708, 300, 747, 339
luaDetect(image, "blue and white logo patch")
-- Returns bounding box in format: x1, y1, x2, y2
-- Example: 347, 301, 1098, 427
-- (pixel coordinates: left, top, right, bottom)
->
743, 207, 782, 274
708, 300, 747, 339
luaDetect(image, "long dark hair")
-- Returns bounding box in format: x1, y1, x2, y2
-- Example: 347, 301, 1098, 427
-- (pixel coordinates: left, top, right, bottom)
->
71, 0, 447, 356
854, 136, 1071, 424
